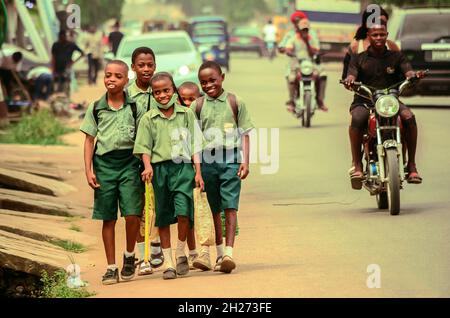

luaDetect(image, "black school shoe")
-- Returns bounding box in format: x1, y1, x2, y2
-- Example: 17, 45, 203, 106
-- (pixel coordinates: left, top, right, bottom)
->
120, 254, 136, 281
102, 268, 119, 285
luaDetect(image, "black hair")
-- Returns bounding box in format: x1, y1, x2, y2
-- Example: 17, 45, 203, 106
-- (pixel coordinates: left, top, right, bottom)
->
150, 72, 186, 106
105, 59, 129, 72
354, 4, 389, 40
12, 52, 23, 63
58, 29, 66, 38
131, 47, 156, 64
198, 60, 222, 76
179, 81, 200, 93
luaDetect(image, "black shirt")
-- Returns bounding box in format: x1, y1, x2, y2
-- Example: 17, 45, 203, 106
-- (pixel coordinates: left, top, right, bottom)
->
51, 41, 84, 73
108, 31, 124, 56
348, 46, 412, 105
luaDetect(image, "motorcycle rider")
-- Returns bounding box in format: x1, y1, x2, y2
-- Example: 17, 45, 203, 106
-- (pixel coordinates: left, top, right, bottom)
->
343, 22, 424, 189
284, 16, 328, 112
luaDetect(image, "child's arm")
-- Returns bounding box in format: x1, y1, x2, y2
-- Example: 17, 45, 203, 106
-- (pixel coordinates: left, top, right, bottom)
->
83, 134, 100, 189
238, 134, 250, 180
192, 152, 204, 191
141, 154, 153, 183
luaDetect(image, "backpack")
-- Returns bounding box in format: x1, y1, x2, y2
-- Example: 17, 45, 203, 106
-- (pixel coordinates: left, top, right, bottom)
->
195, 93, 239, 125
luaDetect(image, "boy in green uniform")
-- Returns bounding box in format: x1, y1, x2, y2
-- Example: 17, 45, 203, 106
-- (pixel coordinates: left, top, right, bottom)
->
126, 47, 164, 275
134, 72, 205, 280
179, 81, 202, 269
191, 61, 254, 273
80, 60, 144, 285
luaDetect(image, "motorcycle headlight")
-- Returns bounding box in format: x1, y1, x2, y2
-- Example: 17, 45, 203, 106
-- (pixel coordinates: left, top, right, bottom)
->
218, 43, 226, 51
300, 60, 313, 76
375, 95, 400, 118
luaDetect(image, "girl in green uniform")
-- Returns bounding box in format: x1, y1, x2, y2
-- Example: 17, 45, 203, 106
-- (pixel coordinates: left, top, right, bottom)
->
133, 72, 205, 280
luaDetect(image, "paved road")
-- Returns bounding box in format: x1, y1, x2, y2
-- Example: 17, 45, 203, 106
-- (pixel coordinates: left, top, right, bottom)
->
81, 54, 450, 297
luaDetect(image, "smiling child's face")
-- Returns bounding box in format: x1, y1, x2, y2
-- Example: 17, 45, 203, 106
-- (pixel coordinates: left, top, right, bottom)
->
179, 86, 200, 107
199, 67, 224, 98
151, 77, 174, 105
104, 63, 128, 94
131, 53, 156, 86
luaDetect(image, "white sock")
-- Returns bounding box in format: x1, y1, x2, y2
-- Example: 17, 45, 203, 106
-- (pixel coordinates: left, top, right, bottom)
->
216, 243, 224, 258
124, 250, 135, 258
107, 264, 117, 271
162, 248, 174, 269
224, 246, 233, 258
151, 241, 161, 255
189, 249, 198, 256
137, 242, 145, 261
200, 245, 210, 255
175, 239, 187, 259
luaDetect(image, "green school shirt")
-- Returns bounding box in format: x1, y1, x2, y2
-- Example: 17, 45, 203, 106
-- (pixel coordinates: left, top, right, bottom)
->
191, 90, 254, 150
80, 92, 146, 156
126, 80, 152, 112
133, 104, 205, 163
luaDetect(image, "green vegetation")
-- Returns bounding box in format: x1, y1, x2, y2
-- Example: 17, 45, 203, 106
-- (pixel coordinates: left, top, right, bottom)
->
52, 239, 87, 253
0, 109, 73, 145
40, 270, 94, 298
69, 225, 81, 232
74, 0, 125, 28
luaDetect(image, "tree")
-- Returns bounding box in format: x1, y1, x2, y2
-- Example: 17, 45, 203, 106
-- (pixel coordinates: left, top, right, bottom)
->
162, 0, 270, 24
73, 0, 125, 28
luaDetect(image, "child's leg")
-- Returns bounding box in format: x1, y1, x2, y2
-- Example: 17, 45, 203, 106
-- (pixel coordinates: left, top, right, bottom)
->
102, 220, 117, 265
187, 227, 196, 251
159, 225, 177, 279
224, 208, 237, 249
124, 215, 140, 254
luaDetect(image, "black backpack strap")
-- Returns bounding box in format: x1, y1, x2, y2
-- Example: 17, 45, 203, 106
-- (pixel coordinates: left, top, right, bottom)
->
147, 93, 151, 111
227, 93, 239, 125
129, 101, 138, 140
195, 96, 205, 120
93, 100, 101, 126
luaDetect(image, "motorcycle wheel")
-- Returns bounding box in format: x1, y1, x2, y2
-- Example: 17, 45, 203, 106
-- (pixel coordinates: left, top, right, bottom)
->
386, 148, 401, 215
376, 191, 388, 209
304, 91, 312, 128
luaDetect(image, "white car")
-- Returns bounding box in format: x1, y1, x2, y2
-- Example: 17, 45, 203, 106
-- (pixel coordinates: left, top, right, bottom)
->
115, 31, 202, 86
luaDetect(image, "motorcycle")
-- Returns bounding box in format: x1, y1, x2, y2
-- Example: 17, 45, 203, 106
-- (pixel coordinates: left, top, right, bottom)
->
339, 72, 426, 215
293, 57, 319, 128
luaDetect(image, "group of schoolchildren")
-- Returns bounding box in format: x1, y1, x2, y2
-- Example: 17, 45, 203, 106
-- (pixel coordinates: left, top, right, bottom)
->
80, 47, 254, 284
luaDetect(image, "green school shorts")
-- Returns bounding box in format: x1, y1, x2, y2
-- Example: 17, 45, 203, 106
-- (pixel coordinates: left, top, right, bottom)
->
92, 149, 144, 220
201, 148, 242, 214
152, 161, 195, 227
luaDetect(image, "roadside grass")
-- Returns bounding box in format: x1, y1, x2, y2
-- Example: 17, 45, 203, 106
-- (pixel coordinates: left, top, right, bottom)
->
40, 270, 94, 298
51, 239, 87, 253
0, 109, 74, 145
69, 224, 81, 232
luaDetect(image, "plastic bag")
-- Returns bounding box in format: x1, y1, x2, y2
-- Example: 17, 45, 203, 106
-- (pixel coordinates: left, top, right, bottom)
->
140, 183, 159, 242
193, 188, 215, 246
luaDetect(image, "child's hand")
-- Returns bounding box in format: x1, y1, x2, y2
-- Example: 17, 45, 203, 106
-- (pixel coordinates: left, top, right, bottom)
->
86, 171, 100, 189
141, 165, 153, 183
195, 172, 205, 191
238, 163, 250, 180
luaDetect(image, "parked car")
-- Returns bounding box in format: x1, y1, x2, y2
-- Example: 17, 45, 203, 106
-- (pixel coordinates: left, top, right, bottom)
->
189, 16, 230, 71
389, 7, 450, 96
115, 31, 202, 86
229, 26, 265, 57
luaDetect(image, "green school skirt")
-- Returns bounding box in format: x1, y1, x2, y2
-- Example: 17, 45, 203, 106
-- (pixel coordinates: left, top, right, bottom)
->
93, 149, 144, 220
201, 148, 242, 213
152, 161, 195, 227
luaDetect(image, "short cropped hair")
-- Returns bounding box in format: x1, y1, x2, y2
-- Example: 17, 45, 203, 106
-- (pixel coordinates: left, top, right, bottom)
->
198, 61, 222, 75
131, 47, 156, 64
106, 59, 129, 72
179, 81, 200, 92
